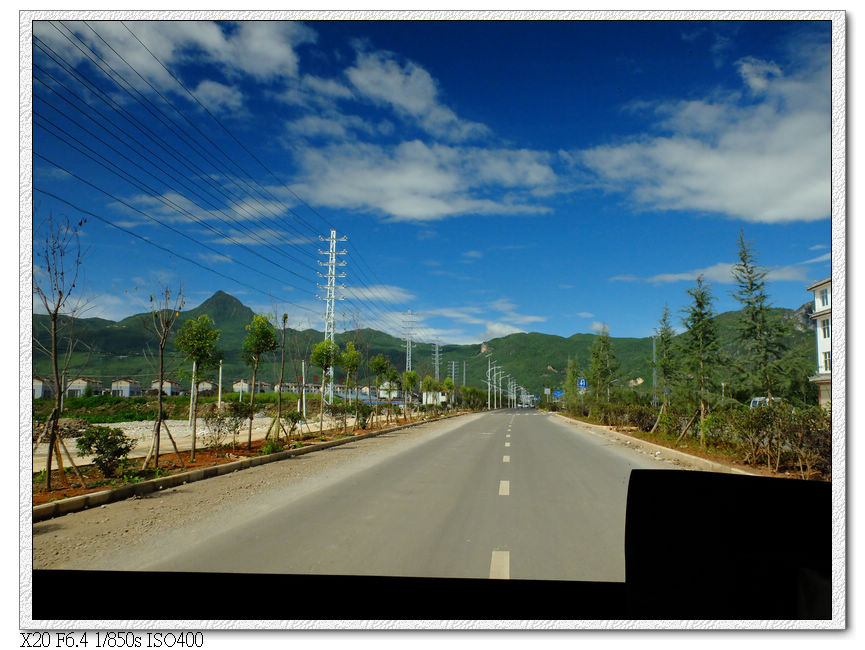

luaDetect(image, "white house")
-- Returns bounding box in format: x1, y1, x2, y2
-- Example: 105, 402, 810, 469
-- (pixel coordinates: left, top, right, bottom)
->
806, 277, 831, 409
151, 378, 181, 396
196, 379, 217, 392
422, 390, 447, 406
33, 376, 54, 400
378, 381, 401, 400
233, 379, 271, 394
111, 377, 142, 397
65, 377, 103, 398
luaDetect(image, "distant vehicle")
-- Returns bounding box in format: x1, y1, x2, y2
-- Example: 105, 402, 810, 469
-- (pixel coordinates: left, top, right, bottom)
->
749, 396, 782, 409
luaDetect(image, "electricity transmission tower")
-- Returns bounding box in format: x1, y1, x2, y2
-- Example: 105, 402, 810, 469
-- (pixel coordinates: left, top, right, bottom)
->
433, 341, 441, 381
403, 310, 417, 372
317, 229, 347, 404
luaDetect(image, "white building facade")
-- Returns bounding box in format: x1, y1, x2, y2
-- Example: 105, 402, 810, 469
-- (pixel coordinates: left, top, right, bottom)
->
111, 378, 142, 397
806, 277, 831, 409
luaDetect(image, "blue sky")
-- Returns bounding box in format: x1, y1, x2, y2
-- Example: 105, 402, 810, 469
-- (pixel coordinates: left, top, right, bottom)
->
30, 17, 833, 344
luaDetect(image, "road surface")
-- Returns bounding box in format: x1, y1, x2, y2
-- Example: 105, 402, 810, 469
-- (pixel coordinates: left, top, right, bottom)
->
33, 409, 673, 582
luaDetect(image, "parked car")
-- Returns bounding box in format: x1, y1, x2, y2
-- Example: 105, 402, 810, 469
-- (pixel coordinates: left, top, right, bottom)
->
749, 396, 782, 409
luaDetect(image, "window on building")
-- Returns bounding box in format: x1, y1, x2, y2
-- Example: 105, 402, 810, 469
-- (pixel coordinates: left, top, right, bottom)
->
820, 288, 829, 307
822, 318, 831, 338
823, 351, 831, 372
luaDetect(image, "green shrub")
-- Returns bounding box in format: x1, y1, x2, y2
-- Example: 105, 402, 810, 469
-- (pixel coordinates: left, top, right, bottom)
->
75, 425, 136, 477
260, 439, 284, 455
626, 405, 659, 431
353, 403, 372, 429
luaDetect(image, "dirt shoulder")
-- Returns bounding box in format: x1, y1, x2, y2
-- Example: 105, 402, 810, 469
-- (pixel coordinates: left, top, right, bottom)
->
551, 411, 771, 477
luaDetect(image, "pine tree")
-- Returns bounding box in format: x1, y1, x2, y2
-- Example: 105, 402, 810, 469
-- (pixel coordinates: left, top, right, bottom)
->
731, 229, 790, 398
653, 304, 678, 408
681, 275, 719, 446
563, 356, 583, 413
588, 324, 619, 404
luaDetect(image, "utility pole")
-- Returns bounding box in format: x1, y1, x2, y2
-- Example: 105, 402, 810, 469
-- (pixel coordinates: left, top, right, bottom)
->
301, 360, 307, 419
316, 229, 347, 404
217, 359, 223, 409
403, 310, 417, 372
486, 355, 493, 410
462, 360, 466, 386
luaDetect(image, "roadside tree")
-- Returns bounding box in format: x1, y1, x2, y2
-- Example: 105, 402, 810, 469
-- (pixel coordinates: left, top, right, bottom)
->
310, 339, 341, 437
33, 214, 89, 489
175, 314, 222, 460
731, 229, 791, 399
141, 285, 187, 471
681, 275, 719, 447
242, 313, 278, 449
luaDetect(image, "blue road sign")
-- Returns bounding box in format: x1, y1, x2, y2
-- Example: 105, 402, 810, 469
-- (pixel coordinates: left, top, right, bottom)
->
553, 390, 564, 398
577, 378, 587, 388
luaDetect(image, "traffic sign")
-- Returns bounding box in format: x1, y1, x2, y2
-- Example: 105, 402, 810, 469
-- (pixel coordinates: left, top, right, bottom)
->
553, 390, 563, 398
577, 378, 587, 388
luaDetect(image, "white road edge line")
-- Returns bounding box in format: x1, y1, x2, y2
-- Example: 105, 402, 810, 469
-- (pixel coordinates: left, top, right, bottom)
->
499, 480, 510, 496
490, 551, 510, 580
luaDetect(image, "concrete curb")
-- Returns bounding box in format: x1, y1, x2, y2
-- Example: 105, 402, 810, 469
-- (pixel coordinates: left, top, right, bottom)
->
550, 412, 760, 476
32, 412, 470, 522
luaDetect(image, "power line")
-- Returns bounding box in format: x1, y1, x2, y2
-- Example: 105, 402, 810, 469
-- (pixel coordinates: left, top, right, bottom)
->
33, 183, 317, 316
34, 34, 320, 274
33, 24, 414, 337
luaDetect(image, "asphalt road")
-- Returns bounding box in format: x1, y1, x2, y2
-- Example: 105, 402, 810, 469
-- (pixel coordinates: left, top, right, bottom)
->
143, 409, 668, 582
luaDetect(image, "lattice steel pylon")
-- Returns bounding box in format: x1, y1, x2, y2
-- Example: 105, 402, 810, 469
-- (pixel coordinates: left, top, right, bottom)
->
433, 341, 441, 382
317, 229, 347, 404
403, 310, 417, 372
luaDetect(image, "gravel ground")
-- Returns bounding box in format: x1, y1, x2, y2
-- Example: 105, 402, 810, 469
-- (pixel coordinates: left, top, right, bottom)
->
31, 412, 484, 571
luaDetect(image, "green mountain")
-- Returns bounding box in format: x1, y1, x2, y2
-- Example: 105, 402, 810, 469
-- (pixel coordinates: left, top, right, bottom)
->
32, 291, 818, 401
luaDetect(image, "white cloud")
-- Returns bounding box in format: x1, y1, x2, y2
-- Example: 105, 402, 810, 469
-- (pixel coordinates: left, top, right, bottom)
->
198, 252, 233, 264
574, 44, 829, 224
346, 49, 488, 141
802, 252, 831, 264
809, 244, 827, 251
193, 79, 243, 113
483, 322, 525, 340
340, 285, 415, 304
292, 140, 554, 222
576, 312, 595, 318
590, 322, 609, 335
34, 21, 315, 112
613, 261, 809, 285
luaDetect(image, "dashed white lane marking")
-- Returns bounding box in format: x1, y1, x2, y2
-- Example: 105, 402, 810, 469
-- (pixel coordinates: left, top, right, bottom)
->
499, 480, 510, 496
506, 434, 511, 438
505, 442, 511, 447
489, 551, 510, 579
503, 455, 510, 463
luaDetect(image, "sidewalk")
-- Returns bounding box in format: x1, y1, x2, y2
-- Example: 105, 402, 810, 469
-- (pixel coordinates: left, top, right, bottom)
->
31, 413, 354, 474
